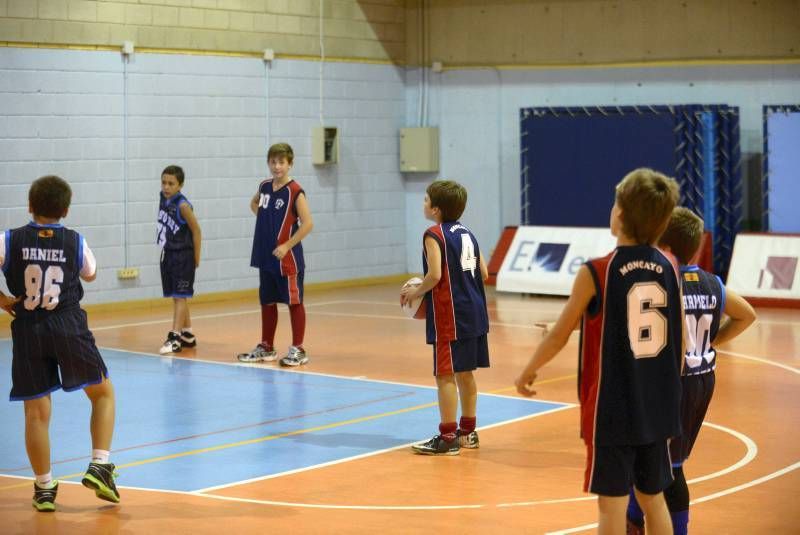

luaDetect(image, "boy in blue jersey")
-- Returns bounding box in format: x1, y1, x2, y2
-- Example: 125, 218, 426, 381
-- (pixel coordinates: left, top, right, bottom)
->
157, 165, 202, 354
626, 207, 757, 535
0, 175, 119, 511
401, 180, 490, 455
515, 168, 682, 535
237, 143, 314, 367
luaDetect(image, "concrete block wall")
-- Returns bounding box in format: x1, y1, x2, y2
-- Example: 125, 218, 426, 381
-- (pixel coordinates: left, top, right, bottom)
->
0, 46, 406, 304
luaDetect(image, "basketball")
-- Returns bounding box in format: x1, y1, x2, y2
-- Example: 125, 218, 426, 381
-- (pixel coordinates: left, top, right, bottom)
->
401, 277, 426, 319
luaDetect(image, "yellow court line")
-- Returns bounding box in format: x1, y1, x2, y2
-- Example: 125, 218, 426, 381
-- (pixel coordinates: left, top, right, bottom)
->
0, 374, 577, 492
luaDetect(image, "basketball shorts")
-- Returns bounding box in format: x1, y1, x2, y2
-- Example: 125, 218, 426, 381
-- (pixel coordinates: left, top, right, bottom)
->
585, 440, 673, 496
432, 333, 490, 376
259, 269, 303, 305
161, 247, 195, 298
670, 371, 715, 464
9, 308, 109, 401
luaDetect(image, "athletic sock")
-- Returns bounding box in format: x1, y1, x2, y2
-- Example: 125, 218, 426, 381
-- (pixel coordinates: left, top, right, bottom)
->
261, 304, 278, 347
92, 449, 110, 464
438, 422, 457, 441
671, 510, 689, 535
459, 416, 476, 433
35, 472, 55, 489
289, 303, 306, 347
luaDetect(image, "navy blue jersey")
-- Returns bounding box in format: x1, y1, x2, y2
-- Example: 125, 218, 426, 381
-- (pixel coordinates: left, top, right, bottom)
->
157, 192, 194, 251
250, 179, 305, 275
422, 221, 489, 344
1, 223, 88, 319
680, 265, 724, 376
579, 245, 683, 447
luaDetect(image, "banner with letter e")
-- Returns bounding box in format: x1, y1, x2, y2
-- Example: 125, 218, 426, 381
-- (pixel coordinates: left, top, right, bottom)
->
496, 226, 616, 296
727, 233, 800, 307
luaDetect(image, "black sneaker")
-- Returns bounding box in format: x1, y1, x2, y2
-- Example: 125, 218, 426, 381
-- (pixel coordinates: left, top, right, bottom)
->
457, 429, 480, 449
180, 331, 197, 348
411, 434, 459, 456
159, 331, 182, 355
32, 481, 58, 512
82, 462, 120, 503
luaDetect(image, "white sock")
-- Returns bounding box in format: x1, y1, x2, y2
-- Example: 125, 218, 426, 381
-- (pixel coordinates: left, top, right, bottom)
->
35, 472, 55, 489
181, 329, 194, 336
92, 449, 110, 464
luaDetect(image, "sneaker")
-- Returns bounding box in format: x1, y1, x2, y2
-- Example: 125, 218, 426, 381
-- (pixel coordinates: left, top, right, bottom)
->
279, 346, 309, 367
159, 332, 181, 355
411, 434, 459, 456
82, 462, 120, 503
179, 330, 197, 348
32, 481, 58, 512
237, 343, 277, 363
457, 429, 480, 449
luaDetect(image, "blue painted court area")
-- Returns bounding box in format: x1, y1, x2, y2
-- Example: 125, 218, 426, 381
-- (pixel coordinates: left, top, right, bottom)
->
0, 341, 568, 492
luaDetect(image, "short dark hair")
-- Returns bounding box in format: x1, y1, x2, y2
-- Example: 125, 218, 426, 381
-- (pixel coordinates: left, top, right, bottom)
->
615, 168, 680, 244
162, 165, 185, 185
268, 142, 294, 164
659, 207, 704, 265
427, 180, 467, 222
29, 175, 72, 219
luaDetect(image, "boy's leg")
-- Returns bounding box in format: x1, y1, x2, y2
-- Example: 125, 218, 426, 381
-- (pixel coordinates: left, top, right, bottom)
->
173, 297, 187, 332
82, 378, 120, 503
24, 396, 52, 477
633, 489, 671, 535
289, 303, 305, 348
597, 495, 628, 535
454, 371, 479, 448
280, 274, 308, 367
663, 465, 690, 535
411, 371, 458, 455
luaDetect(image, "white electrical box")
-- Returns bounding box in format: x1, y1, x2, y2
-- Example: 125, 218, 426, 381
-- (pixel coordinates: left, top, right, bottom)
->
312, 126, 339, 165
400, 127, 439, 172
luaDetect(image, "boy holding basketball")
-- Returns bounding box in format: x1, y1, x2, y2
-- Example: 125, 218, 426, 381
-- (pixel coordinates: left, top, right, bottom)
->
515, 168, 682, 535
626, 207, 757, 535
401, 180, 490, 455
238, 143, 314, 367
0, 175, 119, 511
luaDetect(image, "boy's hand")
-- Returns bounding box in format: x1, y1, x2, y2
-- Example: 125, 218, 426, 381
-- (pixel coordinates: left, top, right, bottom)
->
0, 293, 21, 317
272, 243, 290, 260
514, 371, 538, 397
399, 285, 418, 306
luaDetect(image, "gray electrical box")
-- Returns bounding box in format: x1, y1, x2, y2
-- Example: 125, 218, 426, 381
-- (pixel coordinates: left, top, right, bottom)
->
400, 127, 439, 172
312, 126, 338, 165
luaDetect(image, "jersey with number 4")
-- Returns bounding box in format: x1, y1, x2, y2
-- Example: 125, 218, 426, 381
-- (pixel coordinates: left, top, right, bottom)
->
1, 223, 92, 320
680, 265, 724, 376
579, 245, 682, 447
423, 221, 489, 344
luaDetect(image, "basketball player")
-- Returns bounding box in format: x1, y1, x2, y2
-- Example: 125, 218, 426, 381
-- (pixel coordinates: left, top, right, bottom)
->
515, 168, 682, 535
0, 175, 119, 511
626, 207, 757, 535
401, 180, 490, 455
237, 143, 314, 367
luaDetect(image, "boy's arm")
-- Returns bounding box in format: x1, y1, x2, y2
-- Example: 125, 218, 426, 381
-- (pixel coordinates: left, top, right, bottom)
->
0, 290, 20, 316
180, 202, 202, 267
250, 192, 260, 215
79, 238, 97, 282
273, 192, 314, 259
515, 265, 595, 396
714, 288, 757, 347
401, 235, 441, 304
479, 253, 488, 282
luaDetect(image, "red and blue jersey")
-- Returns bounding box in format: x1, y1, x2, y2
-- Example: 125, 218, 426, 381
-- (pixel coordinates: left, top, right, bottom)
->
680, 265, 724, 376
579, 245, 683, 447
422, 221, 489, 344
250, 178, 305, 275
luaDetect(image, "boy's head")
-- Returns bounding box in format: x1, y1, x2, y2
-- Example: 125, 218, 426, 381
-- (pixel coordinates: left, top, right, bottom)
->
659, 207, 704, 264
161, 165, 184, 199
613, 168, 680, 244
29, 175, 71, 219
268, 143, 294, 165
425, 180, 467, 222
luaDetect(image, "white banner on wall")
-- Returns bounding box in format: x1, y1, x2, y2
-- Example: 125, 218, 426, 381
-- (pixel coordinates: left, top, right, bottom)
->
727, 233, 800, 299
496, 226, 617, 296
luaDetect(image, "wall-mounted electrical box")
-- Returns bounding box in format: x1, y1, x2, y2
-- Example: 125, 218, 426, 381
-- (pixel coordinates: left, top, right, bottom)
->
400, 127, 439, 172
312, 126, 339, 165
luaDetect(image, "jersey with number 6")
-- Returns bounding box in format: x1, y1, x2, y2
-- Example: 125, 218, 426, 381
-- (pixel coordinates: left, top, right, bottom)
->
579, 245, 682, 447
1, 223, 91, 320
423, 222, 489, 344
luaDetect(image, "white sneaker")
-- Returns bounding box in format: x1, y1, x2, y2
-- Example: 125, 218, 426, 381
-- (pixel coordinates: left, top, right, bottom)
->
237, 344, 277, 362
159, 332, 181, 354
279, 346, 308, 367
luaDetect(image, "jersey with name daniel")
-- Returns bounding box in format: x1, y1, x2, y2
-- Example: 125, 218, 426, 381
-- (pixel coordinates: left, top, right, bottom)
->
157, 192, 194, 251
680, 265, 724, 376
422, 221, 489, 344
1, 223, 88, 319
579, 245, 683, 447
250, 179, 305, 276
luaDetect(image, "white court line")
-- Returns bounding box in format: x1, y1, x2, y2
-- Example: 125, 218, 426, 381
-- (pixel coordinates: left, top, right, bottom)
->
718, 350, 800, 375
687, 422, 757, 484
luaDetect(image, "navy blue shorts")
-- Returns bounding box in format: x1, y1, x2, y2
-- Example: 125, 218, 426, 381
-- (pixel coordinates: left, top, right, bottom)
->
161, 248, 195, 298
259, 269, 303, 305
670, 371, 715, 464
585, 440, 673, 496
10, 308, 109, 401
432, 334, 490, 376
